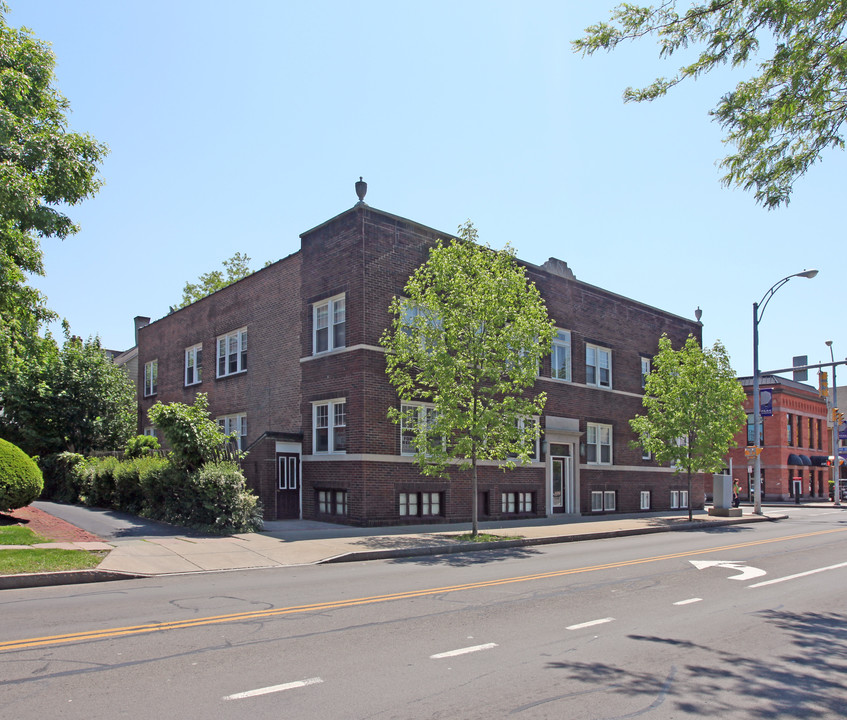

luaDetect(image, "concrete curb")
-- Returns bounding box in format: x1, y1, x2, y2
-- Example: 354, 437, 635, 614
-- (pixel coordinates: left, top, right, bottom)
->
1, 512, 788, 588
320, 513, 787, 563
0, 569, 145, 590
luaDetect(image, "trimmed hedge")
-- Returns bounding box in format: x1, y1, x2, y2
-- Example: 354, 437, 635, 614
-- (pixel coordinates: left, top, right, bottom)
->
38, 453, 261, 534
0, 438, 44, 511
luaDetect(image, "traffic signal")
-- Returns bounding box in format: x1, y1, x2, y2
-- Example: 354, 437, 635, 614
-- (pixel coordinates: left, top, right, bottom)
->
819, 371, 829, 397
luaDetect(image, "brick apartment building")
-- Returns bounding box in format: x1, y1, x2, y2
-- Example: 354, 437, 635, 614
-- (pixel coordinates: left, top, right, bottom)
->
728, 375, 833, 501
137, 186, 703, 526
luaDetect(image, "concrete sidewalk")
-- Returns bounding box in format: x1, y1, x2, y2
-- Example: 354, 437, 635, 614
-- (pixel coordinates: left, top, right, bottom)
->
1, 503, 809, 590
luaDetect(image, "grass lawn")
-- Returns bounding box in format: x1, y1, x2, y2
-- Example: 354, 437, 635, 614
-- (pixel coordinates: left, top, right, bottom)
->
0, 549, 106, 575
0, 525, 105, 575
0, 526, 51, 546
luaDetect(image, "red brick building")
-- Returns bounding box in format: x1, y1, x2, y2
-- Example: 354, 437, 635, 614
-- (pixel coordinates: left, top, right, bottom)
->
728, 375, 832, 501
137, 188, 703, 525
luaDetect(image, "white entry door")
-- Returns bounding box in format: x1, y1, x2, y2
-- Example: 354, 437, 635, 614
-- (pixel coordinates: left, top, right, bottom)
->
550, 444, 574, 514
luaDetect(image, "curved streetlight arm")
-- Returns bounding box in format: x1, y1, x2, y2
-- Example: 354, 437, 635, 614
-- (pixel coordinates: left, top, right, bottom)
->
756, 270, 819, 324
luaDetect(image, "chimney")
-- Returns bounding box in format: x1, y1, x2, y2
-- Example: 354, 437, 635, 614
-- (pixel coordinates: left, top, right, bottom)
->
134, 316, 150, 346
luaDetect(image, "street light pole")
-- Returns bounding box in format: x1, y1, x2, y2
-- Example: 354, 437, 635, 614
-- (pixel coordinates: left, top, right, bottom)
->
751, 269, 818, 515
826, 341, 839, 507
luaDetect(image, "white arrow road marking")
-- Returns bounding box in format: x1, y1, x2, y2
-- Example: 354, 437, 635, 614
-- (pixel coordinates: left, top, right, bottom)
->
430, 643, 498, 659
223, 677, 323, 700
690, 560, 767, 581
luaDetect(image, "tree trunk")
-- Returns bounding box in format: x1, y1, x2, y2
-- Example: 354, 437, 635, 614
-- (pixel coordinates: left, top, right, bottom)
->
471, 454, 479, 538
687, 468, 693, 522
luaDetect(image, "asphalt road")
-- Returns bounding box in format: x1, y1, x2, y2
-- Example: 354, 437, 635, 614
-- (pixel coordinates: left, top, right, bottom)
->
2, 506, 846, 719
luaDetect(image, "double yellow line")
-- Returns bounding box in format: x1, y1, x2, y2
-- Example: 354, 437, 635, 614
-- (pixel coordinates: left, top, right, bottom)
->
2, 526, 844, 652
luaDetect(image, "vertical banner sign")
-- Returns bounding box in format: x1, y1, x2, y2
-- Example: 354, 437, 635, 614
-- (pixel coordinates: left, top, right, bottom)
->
759, 389, 773, 417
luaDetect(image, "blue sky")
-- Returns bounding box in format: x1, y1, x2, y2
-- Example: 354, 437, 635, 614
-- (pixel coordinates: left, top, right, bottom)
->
11, 1, 844, 378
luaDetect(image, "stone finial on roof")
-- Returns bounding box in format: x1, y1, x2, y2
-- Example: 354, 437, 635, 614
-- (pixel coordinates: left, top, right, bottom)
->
355, 177, 368, 205
542, 257, 575, 280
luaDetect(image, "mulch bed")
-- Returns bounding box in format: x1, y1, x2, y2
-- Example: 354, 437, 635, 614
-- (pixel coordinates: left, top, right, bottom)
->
1, 506, 103, 543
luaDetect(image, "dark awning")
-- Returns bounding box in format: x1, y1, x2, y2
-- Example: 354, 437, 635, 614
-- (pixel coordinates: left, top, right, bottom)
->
799, 454, 812, 466
787, 454, 804, 466
810, 455, 829, 466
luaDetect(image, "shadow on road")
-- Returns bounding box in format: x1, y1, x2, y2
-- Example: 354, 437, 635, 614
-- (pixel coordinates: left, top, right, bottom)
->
543, 609, 847, 717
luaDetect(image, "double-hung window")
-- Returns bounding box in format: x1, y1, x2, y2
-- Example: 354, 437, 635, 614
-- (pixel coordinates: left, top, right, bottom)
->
509, 416, 539, 461
144, 360, 158, 397
217, 328, 247, 377
400, 403, 439, 456
217, 413, 247, 450
313, 294, 346, 354
185, 344, 202, 386
313, 399, 347, 454
640, 356, 651, 389
551, 329, 571, 381
586, 423, 612, 465
586, 344, 611, 388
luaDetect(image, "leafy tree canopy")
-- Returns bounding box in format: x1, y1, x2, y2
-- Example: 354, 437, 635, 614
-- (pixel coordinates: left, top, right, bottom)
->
173, 252, 256, 310
573, 1, 847, 208
147, 393, 240, 472
380, 222, 555, 535
0, 333, 136, 457
0, 3, 108, 370
630, 334, 746, 519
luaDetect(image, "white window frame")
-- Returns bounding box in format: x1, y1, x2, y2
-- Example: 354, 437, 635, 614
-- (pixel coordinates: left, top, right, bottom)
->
551, 329, 571, 381
586, 344, 612, 388
400, 402, 439, 456
313, 398, 347, 454
586, 423, 612, 465
670, 490, 689, 509
501, 491, 533, 514
313, 294, 346, 354
510, 416, 540, 461
640, 490, 651, 510
591, 490, 616, 512
144, 359, 158, 397
217, 328, 247, 377
185, 343, 202, 386
217, 413, 247, 451
641, 356, 651, 389
318, 489, 348, 515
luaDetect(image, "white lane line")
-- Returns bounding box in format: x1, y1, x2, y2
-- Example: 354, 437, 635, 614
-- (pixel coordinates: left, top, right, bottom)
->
566, 617, 614, 631
673, 598, 703, 606
222, 677, 323, 701
430, 642, 498, 659
748, 561, 847, 588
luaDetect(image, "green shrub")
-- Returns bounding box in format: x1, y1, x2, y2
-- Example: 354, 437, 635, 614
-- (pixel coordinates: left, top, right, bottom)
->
183, 462, 263, 534
0, 438, 44, 511
112, 456, 167, 514
125, 434, 160, 459
82, 456, 121, 507
38, 452, 86, 502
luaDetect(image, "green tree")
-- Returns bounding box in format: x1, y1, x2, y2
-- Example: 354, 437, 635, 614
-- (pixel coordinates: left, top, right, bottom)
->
573, 2, 847, 208
174, 252, 254, 310
0, 3, 108, 371
147, 393, 238, 471
380, 222, 555, 537
0, 334, 136, 456
630, 334, 746, 521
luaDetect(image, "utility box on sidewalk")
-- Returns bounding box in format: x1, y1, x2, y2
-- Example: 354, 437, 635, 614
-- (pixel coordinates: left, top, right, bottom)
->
709, 474, 741, 517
